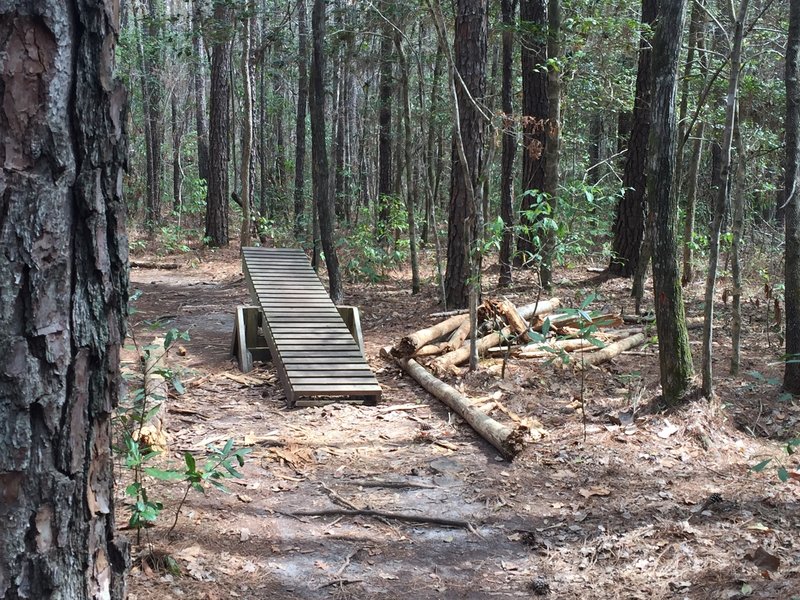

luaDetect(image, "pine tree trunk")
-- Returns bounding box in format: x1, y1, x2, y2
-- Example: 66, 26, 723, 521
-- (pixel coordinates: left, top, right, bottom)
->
443, 0, 488, 309
608, 0, 657, 277
518, 0, 548, 266
240, 8, 254, 249
293, 0, 309, 238
311, 0, 343, 303
540, 0, 561, 289
499, 0, 516, 287
205, 2, 233, 247
377, 25, 394, 246
395, 30, 421, 295
785, 0, 800, 393
648, 0, 694, 404
0, 2, 129, 596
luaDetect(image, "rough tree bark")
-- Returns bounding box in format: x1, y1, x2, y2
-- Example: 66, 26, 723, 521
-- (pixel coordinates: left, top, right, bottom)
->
540, 0, 561, 289
311, 0, 343, 303
608, 0, 657, 277
647, 0, 694, 404
785, 0, 800, 393
205, 0, 233, 247
0, 2, 130, 597
517, 0, 548, 267
443, 0, 488, 309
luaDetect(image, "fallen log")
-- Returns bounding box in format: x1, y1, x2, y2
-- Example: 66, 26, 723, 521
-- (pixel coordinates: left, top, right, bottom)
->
130, 260, 180, 270
444, 319, 472, 352
396, 357, 528, 458
394, 313, 469, 357
573, 332, 648, 369
430, 299, 561, 373
412, 342, 449, 357
480, 298, 530, 341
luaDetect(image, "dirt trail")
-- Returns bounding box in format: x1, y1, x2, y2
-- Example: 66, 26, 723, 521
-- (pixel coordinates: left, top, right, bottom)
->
123, 252, 799, 600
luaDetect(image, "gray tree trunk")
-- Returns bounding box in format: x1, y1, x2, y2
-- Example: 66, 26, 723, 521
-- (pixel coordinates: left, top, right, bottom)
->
311, 0, 343, 303
785, 0, 800, 393
205, 1, 233, 247
0, 2, 130, 597
647, 0, 694, 404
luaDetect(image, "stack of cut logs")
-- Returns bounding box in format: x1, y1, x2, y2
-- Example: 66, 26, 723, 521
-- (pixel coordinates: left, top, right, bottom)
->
391, 297, 648, 375
383, 297, 648, 459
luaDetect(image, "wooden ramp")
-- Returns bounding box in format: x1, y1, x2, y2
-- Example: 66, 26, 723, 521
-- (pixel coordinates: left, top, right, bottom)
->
242, 247, 382, 407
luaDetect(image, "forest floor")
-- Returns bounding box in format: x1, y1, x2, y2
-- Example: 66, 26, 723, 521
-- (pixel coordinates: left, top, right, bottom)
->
120, 245, 799, 600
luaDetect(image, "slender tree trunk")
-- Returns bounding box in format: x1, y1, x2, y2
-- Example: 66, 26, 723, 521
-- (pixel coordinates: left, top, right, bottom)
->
540, 0, 561, 289
395, 30, 421, 295
0, 2, 129, 596
785, 0, 800, 393
293, 0, 309, 239
422, 43, 444, 245
435, 0, 488, 309
608, 0, 657, 277
730, 122, 746, 375
681, 122, 705, 285
518, 0, 548, 267
240, 7, 254, 248
192, 0, 209, 184
701, 0, 749, 398
648, 0, 694, 404
377, 25, 394, 246
171, 90, 184, 212
499, 0, 517, 287
205, 1, 233, 247
311, 0, 343, 303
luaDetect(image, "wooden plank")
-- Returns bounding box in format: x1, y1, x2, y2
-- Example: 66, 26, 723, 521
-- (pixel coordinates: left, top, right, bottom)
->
289, 376, 377, 384
285, 367, 373, 374
292, 384, 382, 394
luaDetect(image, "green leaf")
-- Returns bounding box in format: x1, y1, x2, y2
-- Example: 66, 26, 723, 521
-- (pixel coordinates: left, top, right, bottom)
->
541, 318, 551, 338
751, 459, 772, 472
144, 468, 186, 481
125, 482, 142, 497
778, 467, 789, 482
222, 438, 234, 456
579, 292, 597, 311
587, 336, 606, 349
142, 403, 163, 423
184, 451, 197, 472
164, 329, 178, 349
172, 377, 185, 395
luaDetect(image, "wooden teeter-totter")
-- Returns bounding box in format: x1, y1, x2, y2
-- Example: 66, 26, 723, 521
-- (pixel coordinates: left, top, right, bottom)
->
232, 247, 382, 407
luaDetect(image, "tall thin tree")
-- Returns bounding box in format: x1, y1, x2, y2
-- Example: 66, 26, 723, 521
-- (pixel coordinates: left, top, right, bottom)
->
648, 0, 694, 404
701, 0, 749, 398
499, 0, 517, 287
205, 0, 233, 247
608, 0, 658, 277
785, 0, 800, 393
311, 0, 343, 303
293, 0, 310, 239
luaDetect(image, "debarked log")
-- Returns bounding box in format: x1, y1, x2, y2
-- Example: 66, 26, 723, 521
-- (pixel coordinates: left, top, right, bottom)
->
395, 357, 528, 458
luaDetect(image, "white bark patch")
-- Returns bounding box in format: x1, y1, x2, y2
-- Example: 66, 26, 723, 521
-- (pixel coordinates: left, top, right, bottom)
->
34, 503, 54, 552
